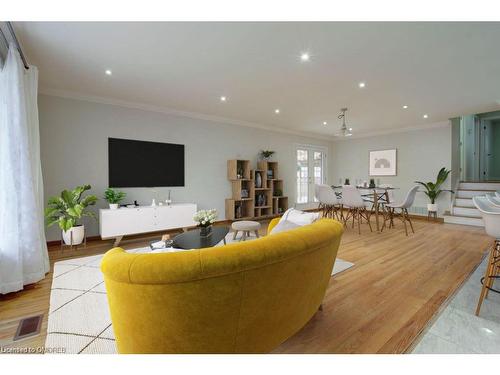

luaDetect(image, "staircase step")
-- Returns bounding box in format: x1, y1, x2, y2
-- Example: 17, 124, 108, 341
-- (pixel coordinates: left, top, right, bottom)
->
456, 190, 493, 199
452, 206, 482, 218
459, 182, 500, 190
443, 214, 484, 227
455, 198, 475, 208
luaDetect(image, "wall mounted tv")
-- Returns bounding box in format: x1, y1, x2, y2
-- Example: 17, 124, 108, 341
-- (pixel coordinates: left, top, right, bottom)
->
108, 138, 185, 187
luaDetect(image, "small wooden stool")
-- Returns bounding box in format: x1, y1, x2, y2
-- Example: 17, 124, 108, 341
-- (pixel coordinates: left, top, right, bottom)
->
476, 240, 500, 315
231, 221, 261, 241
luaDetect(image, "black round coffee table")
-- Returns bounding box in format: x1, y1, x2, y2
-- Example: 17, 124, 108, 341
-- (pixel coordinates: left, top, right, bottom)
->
172, 226, 229, 250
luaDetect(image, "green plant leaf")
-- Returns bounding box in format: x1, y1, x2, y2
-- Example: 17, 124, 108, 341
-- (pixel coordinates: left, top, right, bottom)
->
80, 195, 98, 207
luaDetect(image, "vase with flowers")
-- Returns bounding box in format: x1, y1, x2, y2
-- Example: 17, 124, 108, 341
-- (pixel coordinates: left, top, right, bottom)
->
193, 209, 218, 237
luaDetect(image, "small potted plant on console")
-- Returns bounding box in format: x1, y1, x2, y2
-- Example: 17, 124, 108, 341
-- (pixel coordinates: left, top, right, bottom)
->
104, 187, 126, 209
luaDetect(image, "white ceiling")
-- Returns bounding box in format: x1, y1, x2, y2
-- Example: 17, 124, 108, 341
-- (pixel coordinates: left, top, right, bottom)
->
13, 22, 500, 138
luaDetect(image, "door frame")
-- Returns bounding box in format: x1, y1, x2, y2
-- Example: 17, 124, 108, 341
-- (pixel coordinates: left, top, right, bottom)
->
293, 143, 328, 209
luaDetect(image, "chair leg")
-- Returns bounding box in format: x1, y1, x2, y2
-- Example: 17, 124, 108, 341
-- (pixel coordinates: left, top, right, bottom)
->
405, 209, 415, 233
365, 209, 373, 232
233, 230, 238, 240
255, 230, 259, 238
357, 209, 361, 234
476, 241, 498, 315
401, 210, 409, 236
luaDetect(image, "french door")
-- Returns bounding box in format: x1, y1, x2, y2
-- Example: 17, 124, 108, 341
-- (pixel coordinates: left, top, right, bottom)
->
295, 145, 327, 205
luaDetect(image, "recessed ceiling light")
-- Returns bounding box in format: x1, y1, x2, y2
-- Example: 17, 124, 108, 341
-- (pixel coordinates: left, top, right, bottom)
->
275, 109, 280, 114
220, 96, 227, 102
105, 69, 112, 76
423, 114, 429, 119
403, 105, 408, 109
323, 121, 327, 125
349, 127, 353, 131
300, 52, 310, 62
358, 82, 366, 88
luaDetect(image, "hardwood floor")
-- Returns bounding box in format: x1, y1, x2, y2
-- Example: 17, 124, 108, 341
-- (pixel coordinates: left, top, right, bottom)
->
0, 219, 492, 353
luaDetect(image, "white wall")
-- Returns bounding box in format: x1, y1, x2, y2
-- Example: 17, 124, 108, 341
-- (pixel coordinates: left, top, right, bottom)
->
39, 94, 333, 241
331, 123, 452, 216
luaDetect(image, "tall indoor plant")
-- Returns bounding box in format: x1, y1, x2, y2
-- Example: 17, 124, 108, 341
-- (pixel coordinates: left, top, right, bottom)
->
45, 184, 98, 245
415, 167, 453, 213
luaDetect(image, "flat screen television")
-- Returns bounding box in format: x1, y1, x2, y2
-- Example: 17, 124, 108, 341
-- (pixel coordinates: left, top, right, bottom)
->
108, 138, 185, 187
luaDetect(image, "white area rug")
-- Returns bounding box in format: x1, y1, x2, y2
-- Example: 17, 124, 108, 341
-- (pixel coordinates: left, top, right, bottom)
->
45, 233, 353, 354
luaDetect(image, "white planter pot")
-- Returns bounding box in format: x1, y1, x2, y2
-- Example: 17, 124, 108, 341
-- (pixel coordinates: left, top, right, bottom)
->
427, 203, 438, 212
109, 203, 119, 210
62, 225, 85, 245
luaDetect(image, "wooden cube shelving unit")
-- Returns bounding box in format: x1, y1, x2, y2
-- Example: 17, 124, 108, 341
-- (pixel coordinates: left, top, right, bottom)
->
226, 159, 288, 220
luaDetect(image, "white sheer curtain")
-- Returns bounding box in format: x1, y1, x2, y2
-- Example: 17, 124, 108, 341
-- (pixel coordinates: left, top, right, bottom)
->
0, 46, 49, 294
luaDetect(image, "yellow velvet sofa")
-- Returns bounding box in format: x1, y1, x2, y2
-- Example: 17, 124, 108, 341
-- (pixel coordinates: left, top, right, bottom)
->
101, 217, 343, 353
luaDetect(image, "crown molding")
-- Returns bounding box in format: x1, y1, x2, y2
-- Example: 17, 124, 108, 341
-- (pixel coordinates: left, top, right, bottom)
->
331, 120, 450, 141
39, 87, 451, 143
38, 87, 334, 142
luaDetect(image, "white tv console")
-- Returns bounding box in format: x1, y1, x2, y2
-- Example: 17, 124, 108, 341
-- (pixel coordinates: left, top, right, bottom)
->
99, 203, 197, 246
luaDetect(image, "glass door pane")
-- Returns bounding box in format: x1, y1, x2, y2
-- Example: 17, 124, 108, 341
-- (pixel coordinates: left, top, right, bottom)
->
296, 149, 309, 204
313, 151, 325, 202
296, 146, 327, 205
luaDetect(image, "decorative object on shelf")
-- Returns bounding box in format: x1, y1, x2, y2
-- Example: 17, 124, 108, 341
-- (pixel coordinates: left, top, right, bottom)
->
151, 198, 156, 206
235, 203, 242, 219
255, 171, 263, 188
45, 184, 98, 246
415, 167, 454, 214
104, 187, 126, 210
165, 190, 172, 206
274, 189, 283, 197
241, 189, 249, 198
193, 209, 217, 237
369, 149, 397, 176
259, 150, 275, 161
257, 194, 266, 207
344, 178, 350, 185
267, 169, 274, 179
369, 178, 376, 188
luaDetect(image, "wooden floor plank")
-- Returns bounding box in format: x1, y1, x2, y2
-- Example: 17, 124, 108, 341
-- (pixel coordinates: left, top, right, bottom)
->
0, 219, 491, 353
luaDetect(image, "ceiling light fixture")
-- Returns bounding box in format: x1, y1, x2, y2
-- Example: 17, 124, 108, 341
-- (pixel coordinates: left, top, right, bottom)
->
105, 69, 112, 76
275, 109, 280, 114
403, 105, 408, 109
220, 96, 227, 102
323, 121, 327, 125
300, 52, 310, 62
423, 114, 429, 119
334, 108, 353, 137
358, 82, 366, 88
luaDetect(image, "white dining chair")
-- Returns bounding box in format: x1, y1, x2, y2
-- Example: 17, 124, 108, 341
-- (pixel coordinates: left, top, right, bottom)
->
315, 184, 342, 220
341, 185, 372, 234
473, 196, 500, 316
495, 190, 500, 199
486, 192, 500, 207
381, 185, 419, 236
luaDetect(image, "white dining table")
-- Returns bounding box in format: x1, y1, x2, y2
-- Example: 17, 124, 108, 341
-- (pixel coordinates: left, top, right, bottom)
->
331, 185, 398, 232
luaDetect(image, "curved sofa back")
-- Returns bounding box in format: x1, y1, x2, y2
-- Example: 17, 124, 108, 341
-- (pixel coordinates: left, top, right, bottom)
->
101, 218, 343, 353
